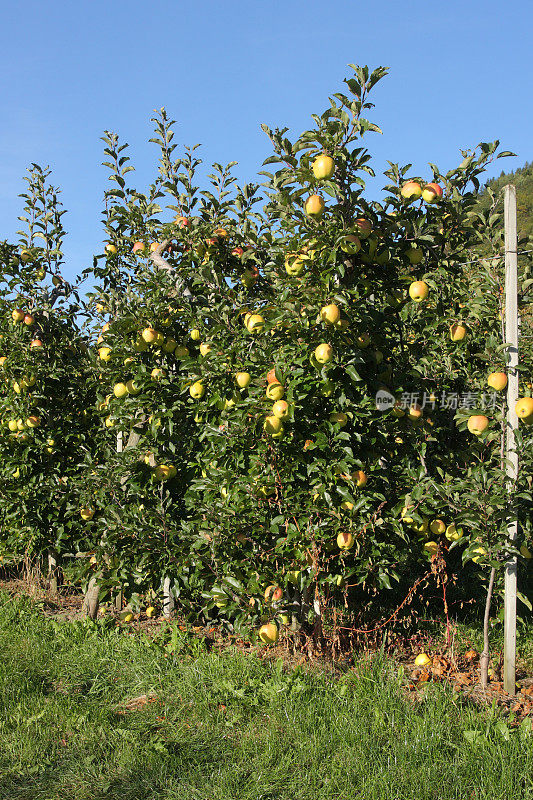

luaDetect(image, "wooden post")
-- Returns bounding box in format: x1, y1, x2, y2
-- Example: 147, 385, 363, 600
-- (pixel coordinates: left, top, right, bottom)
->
47, 550, 58, 595
504, 184, 519, 695
162, 576, 175, 619
114, 430, 124, 612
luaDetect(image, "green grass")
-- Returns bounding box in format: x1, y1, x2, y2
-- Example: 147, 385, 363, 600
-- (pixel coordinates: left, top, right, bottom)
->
1, 592, 533, 800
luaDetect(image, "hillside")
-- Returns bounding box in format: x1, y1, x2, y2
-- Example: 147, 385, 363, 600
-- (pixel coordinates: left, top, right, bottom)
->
479, 161, 533, 239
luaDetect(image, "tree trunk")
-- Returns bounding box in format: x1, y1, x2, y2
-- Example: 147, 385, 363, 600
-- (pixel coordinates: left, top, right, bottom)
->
480, 567, 496, 689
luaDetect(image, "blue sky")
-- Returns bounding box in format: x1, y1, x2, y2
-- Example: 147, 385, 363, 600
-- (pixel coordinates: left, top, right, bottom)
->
1, 0, 531, 285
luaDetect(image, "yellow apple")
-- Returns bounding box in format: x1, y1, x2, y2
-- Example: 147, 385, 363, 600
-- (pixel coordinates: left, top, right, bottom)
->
8, 420, 18, 432
258, 622, 279, 644
126, 380, 140, 395
190, 329, 201, 341
146, 606, 156, 618
422, 182, 443, 203
329, 412, 348, 427
467, 415, 489, 435
445, 524, 463, 542
305, 194, 325, 218
400, 181, 422, 200
151, 368, 165, 380
235, 372, 251, 389
246, 314, 265, 334
472, 546, 487, 564
340, 235, 361, 254
424, 541, 438, 556
312, 155, 334, 179
409, 281, 429, 302
113, 382, 128, 398
263, 415, 283, 435
272, 400, 289, 419
98, 347, 112, 361
141, 327, 159, 344
405, 247, 424, 265
429, 519, 446, 536
320, 304, 341, 325
199, 343, 212, 356
450, 323, 467, 342
80, 507, 95, 521
487, 372, 507, 391
314, 343, 333, 363
516, 397, 533, 420
190, 381, 205, 399
26, 415, 40, 428
337, 531, 354, 550
266, 382, 284, 401
11, 308, 25, 323
414, 653, 431, 667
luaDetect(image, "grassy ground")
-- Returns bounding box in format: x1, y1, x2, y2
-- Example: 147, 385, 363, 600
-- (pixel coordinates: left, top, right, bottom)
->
2, 591, 533, 800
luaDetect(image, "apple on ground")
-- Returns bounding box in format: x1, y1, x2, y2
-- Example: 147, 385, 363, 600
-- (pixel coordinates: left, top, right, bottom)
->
414, 653, 431, 667
258, 622, 279, 644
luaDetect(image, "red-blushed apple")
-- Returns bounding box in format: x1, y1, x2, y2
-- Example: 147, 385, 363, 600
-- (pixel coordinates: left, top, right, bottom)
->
354, 218, 372, 238
258, 622, 279, 644
408, 403, 423, 421
264, 585, 283, 603
30, 339, 43, 349
232, 246, 244, 257
352, 470, 367, 487
320, 303, 341, 325
26, 415, 40, 428
105, 243, 117, 254
314, 343, 333, 363
340, 235, 361, 254
422, 183, 443, 203
305, 194, 325, 218
487, 372, 507, 391
400, 181, 422, 200
23, 314, 35, 326
266, 368, 278, 385
272, 400, 289, 419
467, 415, 489, 435
174, 215, 190, 228
312, 155, 335, 179
408, 281, 429, 302
450, 323, 467, 342
132, 241, 147, 256
213, 227, 229, 240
